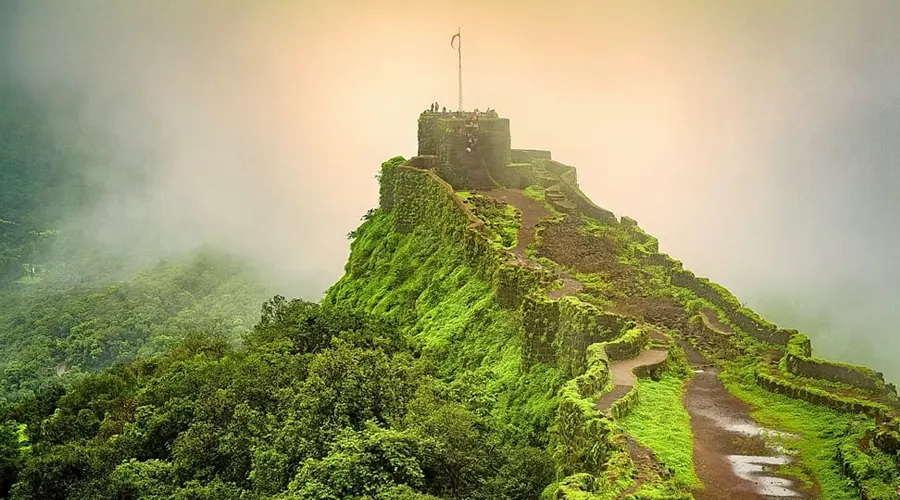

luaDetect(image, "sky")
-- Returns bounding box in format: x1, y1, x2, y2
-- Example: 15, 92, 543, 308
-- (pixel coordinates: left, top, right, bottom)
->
2, 0, 899, 379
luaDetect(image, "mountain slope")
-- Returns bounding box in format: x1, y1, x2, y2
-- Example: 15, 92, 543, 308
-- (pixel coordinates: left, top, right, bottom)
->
0, 150, 896, 498
325, 154, 899, 498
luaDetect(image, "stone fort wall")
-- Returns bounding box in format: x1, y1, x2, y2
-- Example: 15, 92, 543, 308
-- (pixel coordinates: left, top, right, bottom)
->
417, 112, 511, 190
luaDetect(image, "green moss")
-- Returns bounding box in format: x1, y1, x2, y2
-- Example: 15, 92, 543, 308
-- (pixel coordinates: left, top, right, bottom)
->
620, 374, 700, 490
838, 421, 900, 499
381, 155, 407, 169
458, 193, 520, 250
356, 156, 899, 497
524, 184, 547, 202
327, 209, 562, 446
720, 369, 862, 500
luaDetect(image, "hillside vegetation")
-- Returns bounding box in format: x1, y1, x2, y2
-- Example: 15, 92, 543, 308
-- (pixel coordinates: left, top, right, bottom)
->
0, 134, 897, 498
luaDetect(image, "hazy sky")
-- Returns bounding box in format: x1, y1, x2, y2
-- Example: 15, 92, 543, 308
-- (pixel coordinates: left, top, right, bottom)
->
3, 1, 899, 378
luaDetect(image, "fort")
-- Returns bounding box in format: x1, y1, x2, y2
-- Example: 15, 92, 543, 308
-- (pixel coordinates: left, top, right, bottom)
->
410, 109, 618, 223
376, 109, 900, 497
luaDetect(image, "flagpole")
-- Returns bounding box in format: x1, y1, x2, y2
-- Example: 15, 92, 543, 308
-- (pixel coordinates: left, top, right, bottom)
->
457, 27, 463, 112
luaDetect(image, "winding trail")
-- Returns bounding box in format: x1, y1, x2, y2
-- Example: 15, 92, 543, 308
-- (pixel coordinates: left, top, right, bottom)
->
477, 189, 546, 257
680, 342, 814, 500
701, 308, 733, 333
595, 347, 671, 496
595, 348, 669, 411
477, 189, 584, 298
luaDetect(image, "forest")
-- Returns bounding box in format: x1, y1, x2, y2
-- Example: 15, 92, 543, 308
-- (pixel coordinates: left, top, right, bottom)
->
0, 87, 555, 498
1, 76, 897, 498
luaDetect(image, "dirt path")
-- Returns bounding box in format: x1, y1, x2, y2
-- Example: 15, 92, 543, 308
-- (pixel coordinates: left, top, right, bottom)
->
596, 348, 669, 410
478, 189, 584, 298
680, 341, 813, 500
478, 189, 549, 257
590, 348, 671, 496
701, 308, 733, 333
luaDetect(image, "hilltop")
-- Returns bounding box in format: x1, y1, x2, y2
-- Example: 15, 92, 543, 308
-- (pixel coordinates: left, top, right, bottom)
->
0, 109, 896, 499
328, 109, 899, 498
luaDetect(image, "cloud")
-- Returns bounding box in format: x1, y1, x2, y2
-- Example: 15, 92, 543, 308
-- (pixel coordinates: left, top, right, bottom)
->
4, 0, 899, 379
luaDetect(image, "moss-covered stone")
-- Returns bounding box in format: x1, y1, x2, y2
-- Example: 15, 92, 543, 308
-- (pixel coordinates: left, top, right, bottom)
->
755, 369, 892, 418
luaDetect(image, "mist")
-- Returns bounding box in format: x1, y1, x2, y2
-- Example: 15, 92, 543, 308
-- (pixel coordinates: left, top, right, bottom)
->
3, 0, 898, 381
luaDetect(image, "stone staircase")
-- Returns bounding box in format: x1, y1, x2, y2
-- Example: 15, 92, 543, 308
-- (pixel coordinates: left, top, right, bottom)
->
546, 184, 577, 213
533, 161, 577, 212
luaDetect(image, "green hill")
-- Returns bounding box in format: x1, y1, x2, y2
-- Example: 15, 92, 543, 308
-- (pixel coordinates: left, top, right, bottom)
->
0, 111, 896, 498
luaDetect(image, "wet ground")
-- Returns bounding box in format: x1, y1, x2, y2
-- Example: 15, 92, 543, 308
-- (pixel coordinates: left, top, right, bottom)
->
681, 342, 813, 499
475, 189, 815, 497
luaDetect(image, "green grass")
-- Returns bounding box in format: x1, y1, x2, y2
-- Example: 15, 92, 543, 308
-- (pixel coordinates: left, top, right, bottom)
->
458, 193, 520, 250
524, 184, 546, 202
720, 369, 860, 500
12, 275, 43, 285
620, 374, 700, 490
327, 211, 563, 443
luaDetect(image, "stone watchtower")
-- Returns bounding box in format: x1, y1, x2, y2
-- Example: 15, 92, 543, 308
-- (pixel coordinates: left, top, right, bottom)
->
411, 110, 511, 190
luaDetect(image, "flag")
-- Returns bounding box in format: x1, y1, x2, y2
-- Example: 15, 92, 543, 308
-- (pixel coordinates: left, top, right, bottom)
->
451, 30, 460, 49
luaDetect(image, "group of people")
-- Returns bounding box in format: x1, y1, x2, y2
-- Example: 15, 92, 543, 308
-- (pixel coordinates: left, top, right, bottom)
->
420, 102, 499, 154
422, 102, 499, 119
426, 101, 450, 114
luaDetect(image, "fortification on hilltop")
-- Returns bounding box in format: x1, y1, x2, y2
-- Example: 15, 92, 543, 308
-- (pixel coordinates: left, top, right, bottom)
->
410, 109, 618, 223
371, 109, 900, 498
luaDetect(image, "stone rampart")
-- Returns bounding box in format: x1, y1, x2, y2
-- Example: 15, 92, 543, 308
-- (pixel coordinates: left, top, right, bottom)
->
417, 112, 511, 190
690, 314, 736, 353
575, 343, 611, 398
556, 297, 632, 376
496, 262, 553, 310
755, 369, 900, 458
501, 162, 536, 189
670, 268, 791, 346
521, 294, 632, 377
406, 155, 440, 170
608, 351, 670, 420
379, 163, 500, 283
755, 370, 891, 418
784, 333, 891, 394
522, 295, 560, 365
511, 149, 552, 163
643, 252, 680, 270
786, 356, 888, 393
554, 162, 618, 224
602, 328, 649, 362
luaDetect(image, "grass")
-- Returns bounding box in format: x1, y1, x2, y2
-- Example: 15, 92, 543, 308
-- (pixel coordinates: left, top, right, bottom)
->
12, 275, 43, 285
619, 373, 701, 490
458, 193, 520, 250
327, 211, 563, 443
524, 184, 546, 202
720, 369, 861, 500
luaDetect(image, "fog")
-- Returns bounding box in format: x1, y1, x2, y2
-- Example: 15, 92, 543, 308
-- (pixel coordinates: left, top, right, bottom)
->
3, 1, 899, 380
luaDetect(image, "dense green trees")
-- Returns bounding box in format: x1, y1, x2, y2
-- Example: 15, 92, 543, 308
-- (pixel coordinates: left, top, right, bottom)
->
0, 81, 98, 287
0, 251, 266, 403
0, 299, 552, 499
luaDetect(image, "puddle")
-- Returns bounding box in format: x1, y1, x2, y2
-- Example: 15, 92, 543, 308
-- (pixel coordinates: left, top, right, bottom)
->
698, 406, 802, 497
727, 455, 799, 497
698, 408, 796, 438
682, 341, 807, 499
